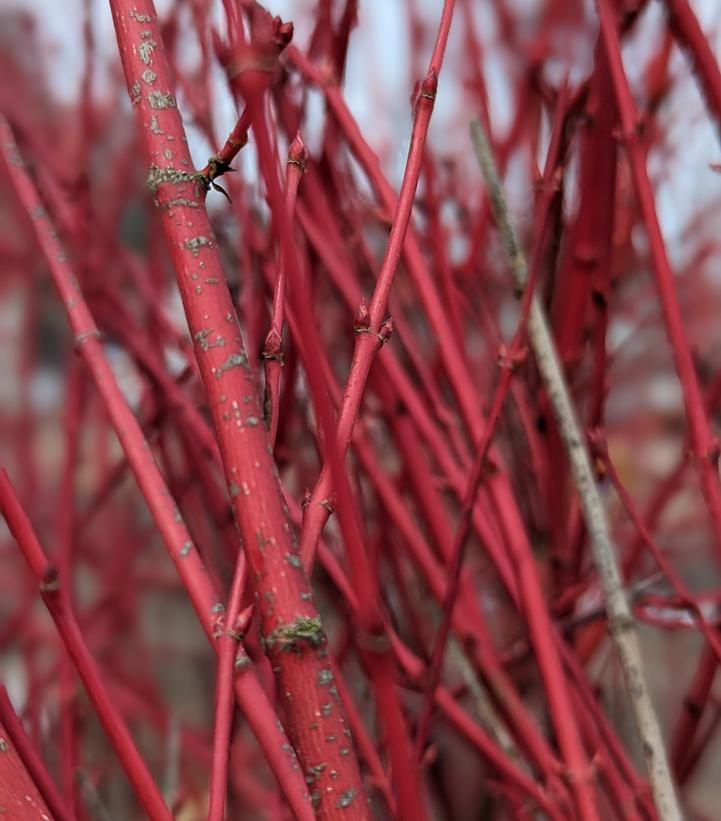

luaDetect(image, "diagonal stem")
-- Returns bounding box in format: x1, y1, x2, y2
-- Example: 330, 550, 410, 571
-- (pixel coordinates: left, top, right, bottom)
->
471, 118, 681, 821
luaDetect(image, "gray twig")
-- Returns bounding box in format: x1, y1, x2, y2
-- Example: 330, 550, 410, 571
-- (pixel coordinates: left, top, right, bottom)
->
470, 119, 682, 821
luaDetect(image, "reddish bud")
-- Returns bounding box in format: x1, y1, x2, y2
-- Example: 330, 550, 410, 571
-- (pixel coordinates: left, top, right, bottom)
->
419, 69, 438, 102
287, 133, 308, 169
263, 327, 283, 360
497, 344, 526, 370
273, 18, 294, 52
378, 316, 394, 345
39, 566, 60, 593
232, 604, 254, 636
705, 438, 721, 464
587, 428, 608, 457
354, 300, 371, 333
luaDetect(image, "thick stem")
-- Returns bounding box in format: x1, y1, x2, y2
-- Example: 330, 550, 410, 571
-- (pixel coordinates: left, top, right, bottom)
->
0, 115, 314, 821
106, 3, 366, 816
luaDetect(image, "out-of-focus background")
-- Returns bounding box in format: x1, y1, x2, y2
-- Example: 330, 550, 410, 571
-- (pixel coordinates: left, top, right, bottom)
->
2, 1, 721, 818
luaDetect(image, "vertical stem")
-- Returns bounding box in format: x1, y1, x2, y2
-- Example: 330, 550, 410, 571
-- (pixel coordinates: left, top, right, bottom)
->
207, 555, 248, 821
106, 3, 366, 816
471, 118, 681, 821
297, 0, 457, 568
262, 135, 306, 448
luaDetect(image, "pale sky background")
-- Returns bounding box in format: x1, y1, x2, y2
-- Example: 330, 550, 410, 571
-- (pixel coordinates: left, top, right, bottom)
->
3, 0, 721, 416
5, 0, 720, 248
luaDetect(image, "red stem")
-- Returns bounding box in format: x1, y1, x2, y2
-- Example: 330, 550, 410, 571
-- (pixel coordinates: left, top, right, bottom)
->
295, 0, 457, 569
0, 114, 314, 820
263, 134, 307, 448
664, 0, 721, 140
107, 2, 366, 816
414, 85, 572, 759
0, 470, 173, 821
207, 555, 248, 821
597, 0, 721, 564
0, 686, 75, 821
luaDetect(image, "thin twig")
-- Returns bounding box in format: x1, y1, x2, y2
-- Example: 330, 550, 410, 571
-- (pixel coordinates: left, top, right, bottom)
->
0, 115, 314, 821
262, 134, 307, 447
470, 118, 682, 821
108, 2, 366, 815
0, 686, 75, 821
0, 471, 173, 821
207, 556, 248, 821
